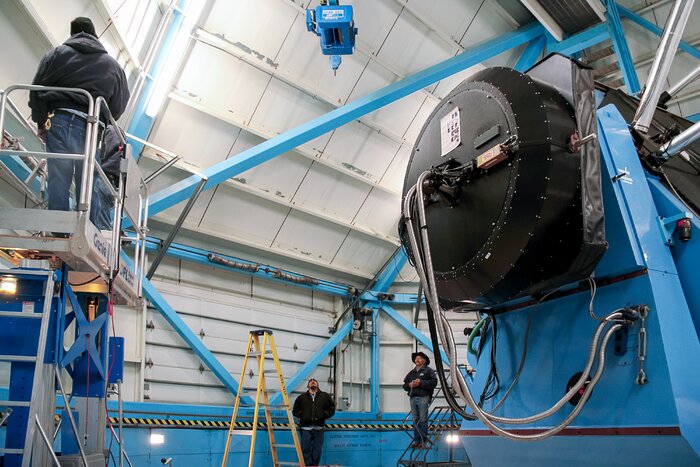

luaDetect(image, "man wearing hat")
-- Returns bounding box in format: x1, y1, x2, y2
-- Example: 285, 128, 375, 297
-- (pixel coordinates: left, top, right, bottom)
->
29, 17, 129, 233
403, 351, 438, 448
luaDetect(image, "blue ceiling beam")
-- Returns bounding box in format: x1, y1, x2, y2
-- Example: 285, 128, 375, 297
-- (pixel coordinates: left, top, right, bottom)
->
269, 319, 354, 406
146, 22, 545, 217
688, 113, 700, 122
372, 248, 408, 293
617, 4, 700, 61
514, 34, 547, 71
364, 248, 407, 415
547, 23, 610, 56
370, 305, 381, 414
378, 303, 450, 364
605, 0, 641, 94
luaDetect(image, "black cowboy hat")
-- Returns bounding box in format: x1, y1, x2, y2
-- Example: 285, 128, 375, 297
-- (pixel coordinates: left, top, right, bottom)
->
411, 351, 430, 366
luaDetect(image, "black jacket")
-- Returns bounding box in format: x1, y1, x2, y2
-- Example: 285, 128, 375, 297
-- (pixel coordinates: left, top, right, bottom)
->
101, 124, 124, 178
29, 33, 129, 126
403, 365, 438, 398
292, 390, 335, 427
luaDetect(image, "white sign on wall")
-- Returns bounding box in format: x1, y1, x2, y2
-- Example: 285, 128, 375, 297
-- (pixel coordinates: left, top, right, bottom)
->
440, 107, 461, 157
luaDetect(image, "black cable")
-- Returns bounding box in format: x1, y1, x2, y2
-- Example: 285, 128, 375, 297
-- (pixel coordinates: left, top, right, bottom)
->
69, 275, 101, 287
489, 314, 533, 413
403, 179, 476, 420
108, 447, 117, 467
479, 317, 500, 406
425, 297, 477, 421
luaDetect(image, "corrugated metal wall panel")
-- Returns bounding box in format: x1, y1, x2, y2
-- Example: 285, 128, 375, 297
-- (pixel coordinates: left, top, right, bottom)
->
177, 41, 272, 123
322, 122, 403, 183
539, 0, 599, 35
396, 0, 489, 42
292, 165, 373, 222
351, 189, 402, 238
271, 210, 350, 262
376, 11, 454, 74
151, 101, 241, 168
247, 76, 334, 155
198, 184, 289, 245
203, 0, 294, 60
379, 144, 413, 192
352, 0, 403, 55
331, 232, 397, 273
228, 133, 314, 201
141, 269, 338, 404
347, 64, 427, 137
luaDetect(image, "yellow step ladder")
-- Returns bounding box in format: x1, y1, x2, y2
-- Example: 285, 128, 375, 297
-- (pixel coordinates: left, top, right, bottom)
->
221, 329, 305, 467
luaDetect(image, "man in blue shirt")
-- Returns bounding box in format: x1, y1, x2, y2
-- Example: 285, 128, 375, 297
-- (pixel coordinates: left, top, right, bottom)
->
403, 351, 437, 448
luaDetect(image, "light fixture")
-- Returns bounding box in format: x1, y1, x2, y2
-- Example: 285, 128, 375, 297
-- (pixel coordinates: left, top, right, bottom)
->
0, 276, 17, 295
150, 433, 165, 445
145, 0, 206, 117
445, 433, 460, 444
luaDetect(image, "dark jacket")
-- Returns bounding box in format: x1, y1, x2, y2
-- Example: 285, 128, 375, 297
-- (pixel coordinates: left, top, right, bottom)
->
293, 390, 335, 427
403, 365, 438, 398
29, 33, 129, 126
101, 124, 124, 178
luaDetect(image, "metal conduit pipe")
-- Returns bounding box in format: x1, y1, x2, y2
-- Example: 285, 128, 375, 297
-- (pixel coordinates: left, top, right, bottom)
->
633, 0, 696, 133
406, 173, 625, 426
660, 63, 700, 104
659, 119, 700, 158
466, 324, 622, 441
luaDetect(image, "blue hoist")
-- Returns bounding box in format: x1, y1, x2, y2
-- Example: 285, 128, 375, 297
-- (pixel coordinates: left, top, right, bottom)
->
306, 0, 358, 73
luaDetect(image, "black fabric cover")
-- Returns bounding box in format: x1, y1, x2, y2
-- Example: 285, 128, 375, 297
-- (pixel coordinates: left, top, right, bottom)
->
526, 53, 608, 293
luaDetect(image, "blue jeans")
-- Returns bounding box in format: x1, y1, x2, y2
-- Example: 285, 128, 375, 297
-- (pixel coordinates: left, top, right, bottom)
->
94, 177, 113, 231
300, 428, 324, 466
410, 395, 430, 443
46, 113, 102, 227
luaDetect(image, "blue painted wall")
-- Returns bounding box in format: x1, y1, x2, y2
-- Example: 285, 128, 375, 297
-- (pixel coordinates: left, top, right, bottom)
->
107, 427, 468, 466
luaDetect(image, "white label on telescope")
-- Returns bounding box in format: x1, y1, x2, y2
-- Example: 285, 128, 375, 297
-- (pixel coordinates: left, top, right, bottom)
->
440, 107, 461, 157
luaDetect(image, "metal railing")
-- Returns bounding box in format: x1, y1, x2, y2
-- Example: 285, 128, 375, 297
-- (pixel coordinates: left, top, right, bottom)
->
397, 387, 469, 467
0, 84, 149, 296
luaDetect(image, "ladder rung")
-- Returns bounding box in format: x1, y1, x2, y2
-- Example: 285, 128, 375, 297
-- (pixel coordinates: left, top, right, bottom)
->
275, 462, 300, 466
0, 312, 42, 319
0, 448, 24, 454
0, 355, 37, 362
257, 402, 288, 407
271, 443, 297, 448
242, 387, 277, 392
263, 369, 278, 373
0, 400, 30, 407
247, 350, 273, 357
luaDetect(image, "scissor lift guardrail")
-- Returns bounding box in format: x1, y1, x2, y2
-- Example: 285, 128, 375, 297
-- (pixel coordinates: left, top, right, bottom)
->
0, 84, 148, 305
